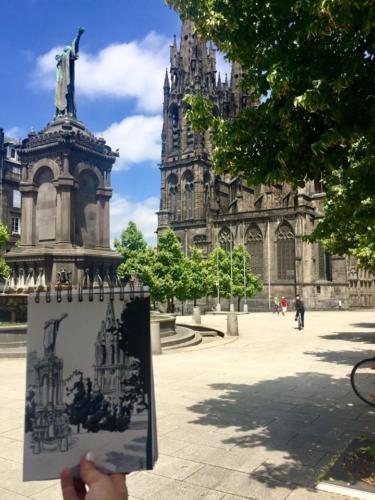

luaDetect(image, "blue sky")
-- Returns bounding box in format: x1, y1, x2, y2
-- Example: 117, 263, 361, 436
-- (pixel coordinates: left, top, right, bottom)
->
0, 0, 183, 245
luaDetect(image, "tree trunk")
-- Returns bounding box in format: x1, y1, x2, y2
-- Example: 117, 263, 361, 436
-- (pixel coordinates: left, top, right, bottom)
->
238, 297, 241, 312
194, 297, 197, 306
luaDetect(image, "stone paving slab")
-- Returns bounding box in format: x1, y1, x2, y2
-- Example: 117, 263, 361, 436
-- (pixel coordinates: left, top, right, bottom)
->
0, 310, 374, 499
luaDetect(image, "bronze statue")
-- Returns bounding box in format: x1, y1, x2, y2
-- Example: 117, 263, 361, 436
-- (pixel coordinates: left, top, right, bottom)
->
55, 27, 85, 118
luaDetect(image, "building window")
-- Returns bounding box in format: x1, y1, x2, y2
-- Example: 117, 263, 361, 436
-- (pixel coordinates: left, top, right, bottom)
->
282, 194, 290, 208
276, 222, 295, 280
13, 190, 21, 208
318, 243, 333, 281
11, 217, 20, 234
246, 225, 263, 277
183, 170, 194, 220
219, 226, 233, 252
170, 105, 180, 151
254, 196, 263, 210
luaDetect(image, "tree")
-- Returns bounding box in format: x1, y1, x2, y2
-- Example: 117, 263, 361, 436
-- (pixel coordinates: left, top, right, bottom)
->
65, 372, 92, 433
150, 228, 189, 312
232, 245, 263, 311
115, 222, 149, 277
185, 246, 215, 306
166, 0, 375, 270
207, 245, 231, 302
0, 224, 10, 280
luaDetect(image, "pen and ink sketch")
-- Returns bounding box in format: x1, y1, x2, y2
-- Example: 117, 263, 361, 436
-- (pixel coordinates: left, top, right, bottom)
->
23, 293, 155, 481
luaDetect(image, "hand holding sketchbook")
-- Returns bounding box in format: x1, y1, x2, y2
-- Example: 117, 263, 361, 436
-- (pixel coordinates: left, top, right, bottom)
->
23, 286, 157, 481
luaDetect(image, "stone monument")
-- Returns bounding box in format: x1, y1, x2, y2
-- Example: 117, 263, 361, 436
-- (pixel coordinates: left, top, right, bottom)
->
6, 29, 122, 287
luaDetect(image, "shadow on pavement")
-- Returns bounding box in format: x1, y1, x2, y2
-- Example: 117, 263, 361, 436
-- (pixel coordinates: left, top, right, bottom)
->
187, 373, 373, 490
350, 323, 375, 329
321, 332, 375, 344
304, 349, 374, 365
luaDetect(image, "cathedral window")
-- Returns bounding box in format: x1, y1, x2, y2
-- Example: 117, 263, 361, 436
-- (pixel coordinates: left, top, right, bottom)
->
101, 345, 106, 365
282, 194, 290, 208
170, 104, 180, 151
168, 173, 179, 221
183, 171, 194, 219
219, 226, 233, 252
246, 225, 263, 277
276, 222, 295, 280
254, 196, 263, 210
318, 243, 333, 281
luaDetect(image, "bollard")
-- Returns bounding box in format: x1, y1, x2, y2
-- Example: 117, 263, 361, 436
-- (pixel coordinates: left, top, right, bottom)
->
150, 321, 162, 355
243, 303, 248, 313
193, 306, 201, 324
226, 312, 239, 336
216, 303, 221, 312
230, 303, 235, 312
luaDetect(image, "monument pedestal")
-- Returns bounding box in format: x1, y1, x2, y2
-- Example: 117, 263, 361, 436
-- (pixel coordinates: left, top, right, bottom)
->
6, 117, 122, 287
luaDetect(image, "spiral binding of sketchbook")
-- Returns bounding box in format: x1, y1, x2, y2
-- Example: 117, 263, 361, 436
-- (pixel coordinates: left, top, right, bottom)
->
23, 275, 158, 482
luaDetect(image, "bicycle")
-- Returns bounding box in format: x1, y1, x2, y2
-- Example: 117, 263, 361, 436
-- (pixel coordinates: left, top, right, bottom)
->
350, 357, 375, 406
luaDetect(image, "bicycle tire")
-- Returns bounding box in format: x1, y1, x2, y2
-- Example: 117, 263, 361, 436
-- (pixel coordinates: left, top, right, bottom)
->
351, 357, 375, 406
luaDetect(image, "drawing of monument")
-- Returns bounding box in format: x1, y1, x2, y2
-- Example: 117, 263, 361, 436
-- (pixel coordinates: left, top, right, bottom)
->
31, 314, 72, 454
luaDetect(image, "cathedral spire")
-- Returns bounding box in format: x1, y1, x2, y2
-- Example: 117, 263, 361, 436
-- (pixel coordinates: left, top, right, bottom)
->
164, 68, 170, 94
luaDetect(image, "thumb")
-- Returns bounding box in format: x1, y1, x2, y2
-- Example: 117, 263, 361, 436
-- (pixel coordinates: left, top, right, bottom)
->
80, 453, 104, 486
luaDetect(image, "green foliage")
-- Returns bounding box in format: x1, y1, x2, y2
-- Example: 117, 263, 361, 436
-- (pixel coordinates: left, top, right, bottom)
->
166, 0, 375, 269
207, 245, 262, 308
307, 138, 375, 272
150, 228, 189, 311
185, 246, 215, 305
0, 259, 11, 280
232, 245, 263, 305
115, 221, 149, 277
207, 245, 231, 299
0, 224, 9, 249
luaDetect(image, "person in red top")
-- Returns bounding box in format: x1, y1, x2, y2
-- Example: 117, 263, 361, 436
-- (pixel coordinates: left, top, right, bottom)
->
280, 296, 287, 316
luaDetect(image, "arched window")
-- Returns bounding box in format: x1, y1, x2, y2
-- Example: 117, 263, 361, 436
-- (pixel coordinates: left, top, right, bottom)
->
75, 171, 98, 247
318, 243, 332, 281
170, 104, 180, 151
276, 222, 295, 280
168, 173, 178, 221
183, 171, 194, 219
219, 227, 233, 252
101, 345, 106, 365
246, 225, 263, 277
35, 168, 56, 242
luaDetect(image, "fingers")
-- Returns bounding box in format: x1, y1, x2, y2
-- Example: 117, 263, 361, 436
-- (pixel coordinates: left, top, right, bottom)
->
110, 473, 128, 494
79, 452, 105, 486
61, 468, 80, 500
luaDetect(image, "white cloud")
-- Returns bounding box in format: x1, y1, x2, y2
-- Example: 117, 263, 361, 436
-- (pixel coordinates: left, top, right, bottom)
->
5, 126, 25, 140
98, 114, 162, 171
33, 32, 169, 113
110, 194, 159, 246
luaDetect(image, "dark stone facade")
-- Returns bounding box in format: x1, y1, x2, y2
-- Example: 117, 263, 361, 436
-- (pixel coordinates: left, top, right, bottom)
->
5, 117, 122, 287
0, 128, 22, 249
157, 21, 374, 310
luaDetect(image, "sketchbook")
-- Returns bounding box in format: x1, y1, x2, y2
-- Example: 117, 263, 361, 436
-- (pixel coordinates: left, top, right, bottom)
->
23, 286, 158, 481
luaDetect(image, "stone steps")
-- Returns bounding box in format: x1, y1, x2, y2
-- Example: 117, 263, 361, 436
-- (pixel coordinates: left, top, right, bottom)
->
161, 326, 200, 349
162, 332, 202, 352
0, 346, 26, 358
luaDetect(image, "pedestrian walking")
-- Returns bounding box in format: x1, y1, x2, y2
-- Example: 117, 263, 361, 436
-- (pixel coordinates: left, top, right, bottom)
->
273, 295, 280, 315
294, 295, 305, 330
281, 296, 287, 316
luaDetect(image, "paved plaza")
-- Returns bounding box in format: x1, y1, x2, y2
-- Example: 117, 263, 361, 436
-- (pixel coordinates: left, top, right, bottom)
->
0, 310, 374, 499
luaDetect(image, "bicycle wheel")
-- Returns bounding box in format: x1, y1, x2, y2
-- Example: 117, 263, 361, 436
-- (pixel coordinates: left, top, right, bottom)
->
351, 358, 375, 406
297, 314, 302, 330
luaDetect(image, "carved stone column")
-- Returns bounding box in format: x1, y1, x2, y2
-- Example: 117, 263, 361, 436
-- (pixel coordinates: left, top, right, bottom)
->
20, 184, 37, 246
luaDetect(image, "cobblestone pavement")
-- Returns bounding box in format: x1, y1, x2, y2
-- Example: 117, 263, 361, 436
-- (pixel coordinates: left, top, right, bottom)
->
0, 310, 374, 499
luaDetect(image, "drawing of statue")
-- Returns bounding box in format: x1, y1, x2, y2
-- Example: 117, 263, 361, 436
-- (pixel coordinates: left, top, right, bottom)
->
55, 27, 85, 118
43, 313, 68, 354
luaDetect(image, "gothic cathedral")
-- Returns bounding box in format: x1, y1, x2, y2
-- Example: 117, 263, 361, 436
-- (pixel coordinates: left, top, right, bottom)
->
157, 21, 374, 310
